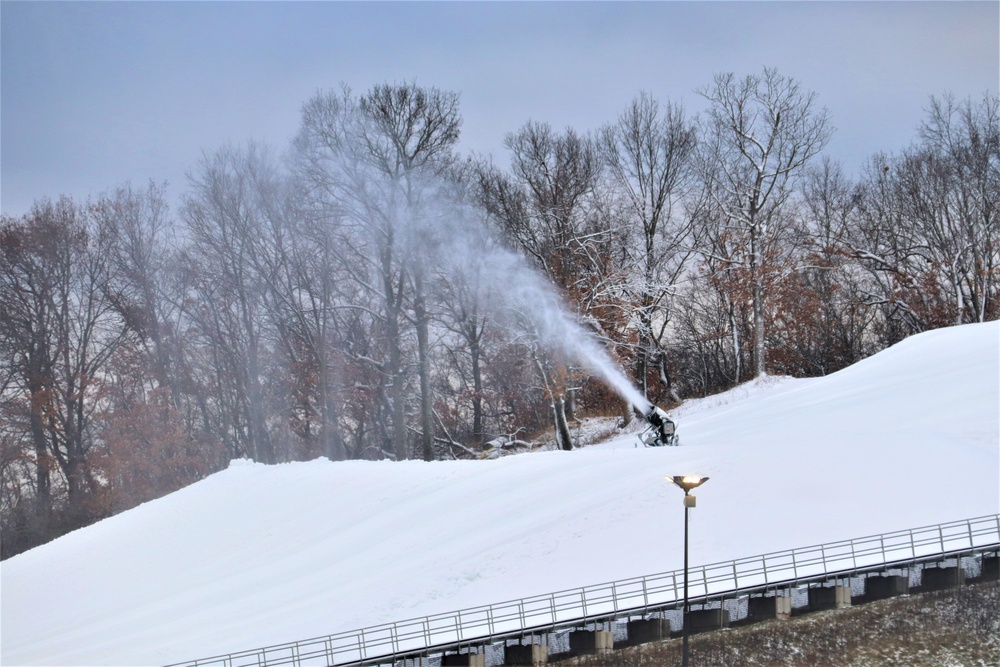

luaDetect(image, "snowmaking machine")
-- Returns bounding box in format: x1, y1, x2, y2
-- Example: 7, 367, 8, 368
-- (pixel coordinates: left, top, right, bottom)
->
638, 405, 678, 447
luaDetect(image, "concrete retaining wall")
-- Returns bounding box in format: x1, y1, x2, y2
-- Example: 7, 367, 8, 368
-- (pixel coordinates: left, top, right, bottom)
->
626, 619, 671, 643
687, 608, 730, 633
505, 643, 548, 666
922, 566, 965, 590
569, 630, 613, 655
979, 556, 999, 582
808, 585, 851, 611
748, 595, 791, 621
865, 575, 908, 600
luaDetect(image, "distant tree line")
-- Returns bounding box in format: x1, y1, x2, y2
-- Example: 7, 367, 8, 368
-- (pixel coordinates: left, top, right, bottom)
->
2, 70, 997, 558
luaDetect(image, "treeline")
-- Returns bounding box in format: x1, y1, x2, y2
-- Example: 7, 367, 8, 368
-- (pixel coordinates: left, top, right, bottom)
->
2, 70, 997, 558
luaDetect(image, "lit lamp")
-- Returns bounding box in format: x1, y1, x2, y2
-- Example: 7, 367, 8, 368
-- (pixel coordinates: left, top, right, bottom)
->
668, 475, 709, 667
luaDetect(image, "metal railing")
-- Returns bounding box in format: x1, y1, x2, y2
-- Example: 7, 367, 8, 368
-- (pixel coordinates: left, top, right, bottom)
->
169, 514, 1000, 667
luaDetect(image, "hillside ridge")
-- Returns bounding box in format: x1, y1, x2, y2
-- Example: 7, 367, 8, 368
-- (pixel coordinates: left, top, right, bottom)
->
2, 322, 997, 666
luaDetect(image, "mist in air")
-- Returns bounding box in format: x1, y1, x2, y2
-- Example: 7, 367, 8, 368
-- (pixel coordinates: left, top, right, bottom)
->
405, 184, 653, 417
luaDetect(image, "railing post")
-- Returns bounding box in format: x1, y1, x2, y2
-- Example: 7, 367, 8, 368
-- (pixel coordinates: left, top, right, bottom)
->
732, 562, 739, 591
642, 576, 649, 611
457, 610, 464, 642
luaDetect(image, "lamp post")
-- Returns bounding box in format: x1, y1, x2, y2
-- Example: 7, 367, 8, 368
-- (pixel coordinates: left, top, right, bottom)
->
668, 475, 709, 667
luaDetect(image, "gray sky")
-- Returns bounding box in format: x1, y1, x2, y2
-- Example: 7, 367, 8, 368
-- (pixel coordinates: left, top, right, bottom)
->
2, 1, 997, 217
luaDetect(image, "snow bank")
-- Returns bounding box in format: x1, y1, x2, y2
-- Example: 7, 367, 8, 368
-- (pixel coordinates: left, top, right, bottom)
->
2, 322, 997, 666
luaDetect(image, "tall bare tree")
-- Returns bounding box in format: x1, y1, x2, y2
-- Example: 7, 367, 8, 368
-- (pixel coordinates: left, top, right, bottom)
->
849, 95, 1000, 342
697, 67, 832, 377
476, 122, 614, 448
782, 157, 874, 374
480, 122, 604, 292
181, 143, 279, 464
294, 82, 461, 461
0, 197, 134, 525
600, 92, 698, 400
918, 93, 1000, 324
96, 182, 181, 400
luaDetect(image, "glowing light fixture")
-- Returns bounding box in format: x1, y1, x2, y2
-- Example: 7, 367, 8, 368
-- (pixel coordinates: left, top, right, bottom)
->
669, 475, 709, 493
668, 474, 710, 667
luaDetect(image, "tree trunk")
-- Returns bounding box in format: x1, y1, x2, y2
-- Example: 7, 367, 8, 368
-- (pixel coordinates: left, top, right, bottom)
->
469, 324, 484, 444
750, 218, 767, 378
29, 387, 52, 528
657, 352, 681, 404
414, 273, 435, 462
387, 307, 407, 461
636, 340, 649, 399
753, 280, 766, 377
621, 400, 634, 426
637, 290, 656, 399
320, 387, 346, 462
554, 395, 573, 451
728, 298, 742, 383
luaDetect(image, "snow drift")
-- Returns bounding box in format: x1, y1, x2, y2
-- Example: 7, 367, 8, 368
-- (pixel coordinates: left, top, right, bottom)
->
2, 322, 998, 666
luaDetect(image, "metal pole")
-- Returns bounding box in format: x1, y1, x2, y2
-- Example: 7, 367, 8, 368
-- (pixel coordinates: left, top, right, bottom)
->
683, 493, 690, 667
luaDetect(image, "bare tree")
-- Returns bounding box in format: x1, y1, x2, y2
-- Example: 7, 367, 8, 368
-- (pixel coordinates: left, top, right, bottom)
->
181, 143, 280, 464
293, 82, 462, 461
95, 182, 184, 401
476, 122, 614, 446
783, 157, 875, 374
918, 93, 1000, 324
363, 83, 462, 462
0, 210, 59, 539
600, 92, 698, 401
697, 67, 833, 377
262, 193, 353, 462
480, 121, 605, 291
0, 197, 134, 526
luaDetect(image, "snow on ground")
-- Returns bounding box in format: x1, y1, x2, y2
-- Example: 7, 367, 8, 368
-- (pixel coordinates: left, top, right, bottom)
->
2, 322, 998, 666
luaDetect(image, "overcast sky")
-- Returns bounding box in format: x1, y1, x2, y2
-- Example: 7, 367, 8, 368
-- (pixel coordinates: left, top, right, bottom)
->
2, 1, 997, 217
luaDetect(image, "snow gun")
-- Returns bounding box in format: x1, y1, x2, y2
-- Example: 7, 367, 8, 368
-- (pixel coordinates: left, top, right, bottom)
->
639, 405, 678, 447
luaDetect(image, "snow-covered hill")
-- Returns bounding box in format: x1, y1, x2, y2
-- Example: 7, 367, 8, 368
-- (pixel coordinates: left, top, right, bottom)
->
2, 322, 998, 666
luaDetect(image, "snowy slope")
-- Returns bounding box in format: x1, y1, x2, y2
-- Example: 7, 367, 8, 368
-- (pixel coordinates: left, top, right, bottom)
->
2, 322, 998, 666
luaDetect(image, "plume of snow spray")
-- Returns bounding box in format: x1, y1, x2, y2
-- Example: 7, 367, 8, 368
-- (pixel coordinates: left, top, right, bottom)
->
430, 209, 653, 416
508, 267, 654, 416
